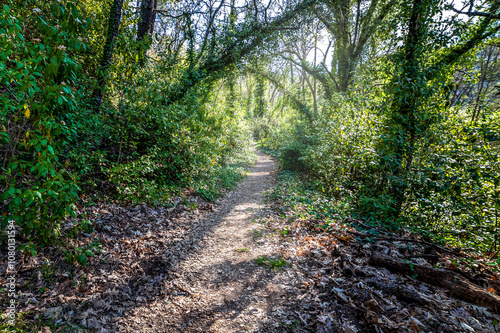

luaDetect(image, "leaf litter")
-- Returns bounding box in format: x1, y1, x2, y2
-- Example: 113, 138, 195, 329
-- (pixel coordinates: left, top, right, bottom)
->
266, 194, 500, 332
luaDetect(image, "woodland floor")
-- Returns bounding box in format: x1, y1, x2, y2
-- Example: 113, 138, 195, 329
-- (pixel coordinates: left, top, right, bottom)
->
117, 149, 298, 332
2, 149, 500, 332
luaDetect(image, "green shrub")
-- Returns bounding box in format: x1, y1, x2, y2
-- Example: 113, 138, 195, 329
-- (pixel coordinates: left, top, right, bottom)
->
1, 1, 88, 247
280, 141, 309, 172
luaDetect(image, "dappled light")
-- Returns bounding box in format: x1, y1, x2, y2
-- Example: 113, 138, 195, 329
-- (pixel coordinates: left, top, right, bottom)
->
94, 151, 291, 332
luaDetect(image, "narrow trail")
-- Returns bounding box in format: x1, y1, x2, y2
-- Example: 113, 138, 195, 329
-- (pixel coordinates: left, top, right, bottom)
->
123, 150, 298, 332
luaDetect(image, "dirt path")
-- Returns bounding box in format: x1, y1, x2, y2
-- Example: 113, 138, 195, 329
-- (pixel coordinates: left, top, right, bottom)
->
121, 150, 298, 332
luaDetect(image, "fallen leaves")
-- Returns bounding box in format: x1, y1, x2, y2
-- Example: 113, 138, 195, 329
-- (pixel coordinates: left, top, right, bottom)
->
265, 197, 500, 332
0, 199, 219, 331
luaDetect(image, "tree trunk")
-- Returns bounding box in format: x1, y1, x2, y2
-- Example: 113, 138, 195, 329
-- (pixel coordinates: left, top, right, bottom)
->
333, 0, 352, 92
313, 34, 318, 116
336, 48, 352, 92
137, 0, 157, 67
92, 0, 125, 112
384, 0, 427, 219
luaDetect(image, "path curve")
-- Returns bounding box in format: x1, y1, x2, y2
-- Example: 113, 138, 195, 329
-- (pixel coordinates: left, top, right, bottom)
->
123, 150, 298, 332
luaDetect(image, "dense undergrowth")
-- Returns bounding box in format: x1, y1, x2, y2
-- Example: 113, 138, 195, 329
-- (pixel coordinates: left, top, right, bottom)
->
270, 169, 500, 271
0, 0, 255, 257
263, 97, 500, 256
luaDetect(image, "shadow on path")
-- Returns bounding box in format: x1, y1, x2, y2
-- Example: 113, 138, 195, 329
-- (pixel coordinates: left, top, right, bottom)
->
83, 150, 298, 332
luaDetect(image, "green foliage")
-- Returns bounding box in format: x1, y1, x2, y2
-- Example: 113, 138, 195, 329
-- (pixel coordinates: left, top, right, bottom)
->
235, 248, 249, 252
270, 170, 352, 228
195, 164, 247, 201
40, 262, 56, 282
254, 255, 288, 269
253, 72, 268, 118
64, 238, 102, 266
101, 68, 255, 204
279, 143, 308, 173
0, 310, 85, 332
402, 113, 500, 252
1, 0, 254, 256
1, 0, 88, 246
278, 127, 310, 173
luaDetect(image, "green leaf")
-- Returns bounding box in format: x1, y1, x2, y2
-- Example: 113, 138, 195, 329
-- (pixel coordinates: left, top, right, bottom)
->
77, 254, 87, 266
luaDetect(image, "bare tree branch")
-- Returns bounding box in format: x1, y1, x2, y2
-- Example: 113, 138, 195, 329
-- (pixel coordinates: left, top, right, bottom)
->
451, 7, 500, 20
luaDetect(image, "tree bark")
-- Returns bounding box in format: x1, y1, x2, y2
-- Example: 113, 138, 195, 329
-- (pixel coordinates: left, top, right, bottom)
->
92, 0, 125, 112
137, 0, 157, 67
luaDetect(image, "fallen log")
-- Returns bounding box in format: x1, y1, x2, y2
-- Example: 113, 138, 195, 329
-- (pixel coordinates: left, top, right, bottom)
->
369, 251, 500, 314
364, 279, 430, 306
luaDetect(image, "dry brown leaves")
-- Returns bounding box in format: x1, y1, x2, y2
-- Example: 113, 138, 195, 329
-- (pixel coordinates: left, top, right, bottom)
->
0, 198, 218, 332
265, 200, 500, 333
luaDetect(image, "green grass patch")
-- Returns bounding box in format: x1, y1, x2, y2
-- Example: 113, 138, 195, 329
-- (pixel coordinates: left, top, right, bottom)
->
252, 229, 264, 239
258, 145, 280, 158
194, 164, 246, 202
254, 255, 288, 269
0, 310, 85, 333
235, 248, 249, 252
270, 170, 352, 231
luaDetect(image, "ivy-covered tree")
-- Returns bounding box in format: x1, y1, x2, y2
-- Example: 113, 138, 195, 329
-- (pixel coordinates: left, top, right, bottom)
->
137, 0, 157, 66
372, 0, 500, 220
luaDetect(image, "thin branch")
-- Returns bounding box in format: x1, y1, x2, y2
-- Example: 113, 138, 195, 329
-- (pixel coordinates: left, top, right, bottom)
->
154, 9, 207, 18
1, 85, 20, 102
451, 7, 500, 19
320, 62, 339, 91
